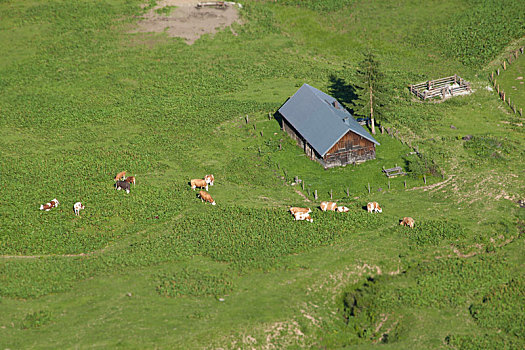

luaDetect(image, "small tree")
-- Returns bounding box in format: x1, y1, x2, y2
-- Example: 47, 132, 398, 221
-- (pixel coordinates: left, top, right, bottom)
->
351, 51, 389, 134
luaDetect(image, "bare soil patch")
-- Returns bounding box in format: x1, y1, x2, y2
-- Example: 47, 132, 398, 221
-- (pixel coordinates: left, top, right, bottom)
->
130, 0, 241, 44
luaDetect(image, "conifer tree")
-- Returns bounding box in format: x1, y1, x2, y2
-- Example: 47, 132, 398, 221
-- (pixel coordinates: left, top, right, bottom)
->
351, 51, 388, 134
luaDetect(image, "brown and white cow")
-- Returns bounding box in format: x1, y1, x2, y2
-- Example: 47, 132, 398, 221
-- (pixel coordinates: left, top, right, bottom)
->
289, 207, 311, 215
40, 198, 59, 211
125, 175, 136, 186
336, 206, 349, 212
400, 217, 415, 228
204, 174, 215, 186
367, 202, 382, 213
198, 190, 216, 205
294, 211, 313, 222
74, 202, 85, 216
114, 171, 126, 181
320, 201, 337, 211
191, 178, 209, 191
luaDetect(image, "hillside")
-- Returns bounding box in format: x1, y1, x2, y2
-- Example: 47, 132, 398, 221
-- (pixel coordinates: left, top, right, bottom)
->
0, 0, 524, 348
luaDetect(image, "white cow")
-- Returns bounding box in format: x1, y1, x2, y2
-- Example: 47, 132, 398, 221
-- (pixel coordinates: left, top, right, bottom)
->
74, 202, 85, 216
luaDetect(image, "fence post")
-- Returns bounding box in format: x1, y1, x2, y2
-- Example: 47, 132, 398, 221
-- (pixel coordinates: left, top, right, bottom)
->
519, 108, 523, 117
346, 187, 349, 197
423, 175, 427, 184
302, 180, 305, 191
497, 68, 500, 75
503, 61, 506, 70
314, 190, 318, 200
245, 115, 249, 124
268, 112, 272, 120
404, 180, 407, 189
368, 183, 371, 193
330, 189, 333, 199
279, 142, 282, 150
260, 131, 263, 137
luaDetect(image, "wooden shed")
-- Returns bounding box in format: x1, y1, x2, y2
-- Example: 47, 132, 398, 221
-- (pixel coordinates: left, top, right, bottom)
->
277, 84, 379, 169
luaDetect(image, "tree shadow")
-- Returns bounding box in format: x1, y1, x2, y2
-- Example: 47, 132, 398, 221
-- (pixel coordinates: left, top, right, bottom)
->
328, 74, 358, 115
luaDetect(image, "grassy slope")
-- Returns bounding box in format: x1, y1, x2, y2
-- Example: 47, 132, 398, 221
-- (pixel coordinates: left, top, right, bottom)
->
0, 0, 524, 348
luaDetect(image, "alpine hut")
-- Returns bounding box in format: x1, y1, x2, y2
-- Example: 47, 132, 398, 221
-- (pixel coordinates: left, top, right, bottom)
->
277, 84, 379, 169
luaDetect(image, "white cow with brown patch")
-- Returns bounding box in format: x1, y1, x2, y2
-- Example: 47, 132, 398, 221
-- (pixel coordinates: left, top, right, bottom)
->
289, 207, 311, 215
336, 206, 349, 212
74, 202, 85, 216
198, 190, 216, 205
40, 198, 59, 211
294, 211, 313, 222
320, 201, 337, 211
367, 202, 382, 213
204, 174, 215, 186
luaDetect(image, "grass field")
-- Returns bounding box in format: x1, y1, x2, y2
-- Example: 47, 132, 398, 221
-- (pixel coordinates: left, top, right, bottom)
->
1, 0, 524, 348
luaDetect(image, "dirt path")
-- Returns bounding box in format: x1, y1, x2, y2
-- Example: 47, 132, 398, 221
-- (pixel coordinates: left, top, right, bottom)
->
407, 174, 455, 192
293, 188, 312, 202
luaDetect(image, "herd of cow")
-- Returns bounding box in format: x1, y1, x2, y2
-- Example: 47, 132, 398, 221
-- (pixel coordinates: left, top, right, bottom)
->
38, 171, 136, 215
289, 200, 415, 228
38, 171, 415, 228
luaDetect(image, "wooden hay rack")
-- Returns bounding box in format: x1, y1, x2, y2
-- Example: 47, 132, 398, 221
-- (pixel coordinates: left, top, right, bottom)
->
382, 165, 406, 178
409, 75, 471, 100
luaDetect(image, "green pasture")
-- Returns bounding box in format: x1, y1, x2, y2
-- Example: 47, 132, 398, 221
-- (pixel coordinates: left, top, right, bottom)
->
1, 0, 524, 348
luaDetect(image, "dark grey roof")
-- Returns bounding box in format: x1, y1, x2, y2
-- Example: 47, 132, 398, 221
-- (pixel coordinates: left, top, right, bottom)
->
278, 84, 379, 157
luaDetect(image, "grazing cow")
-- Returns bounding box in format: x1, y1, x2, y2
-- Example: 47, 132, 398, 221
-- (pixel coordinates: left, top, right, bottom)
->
40, 198, 59, 211
125, 175, 136, 186
289, 207, 311, 215
336, 206, 349, 212
294, 211, 313, 222
320, 201, 337, 211
73, 202, 85, 216
198, 190, 216, 205
400, 217, 415, 228
204, 174, 215, 186
190, 178, 209, 191
115, 180, 130, 193
114, 171, 126, 181
367, 202, 382, 213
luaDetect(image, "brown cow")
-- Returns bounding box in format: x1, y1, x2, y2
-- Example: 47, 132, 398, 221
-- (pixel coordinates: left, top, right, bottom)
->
320, 201, 337, 211
198, 190, 216, 205
114, 171, 126, 181
289, 207, 311, 215
400, 217, 415, 228
191, 178, 209, 191
125, 175, 136, 186
367, 202, 382, 213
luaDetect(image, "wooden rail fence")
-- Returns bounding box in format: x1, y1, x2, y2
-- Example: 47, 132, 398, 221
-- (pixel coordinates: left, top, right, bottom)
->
489, 46, 524, 117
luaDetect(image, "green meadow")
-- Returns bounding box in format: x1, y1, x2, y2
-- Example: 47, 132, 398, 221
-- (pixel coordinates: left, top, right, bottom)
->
0, 0, 524, 348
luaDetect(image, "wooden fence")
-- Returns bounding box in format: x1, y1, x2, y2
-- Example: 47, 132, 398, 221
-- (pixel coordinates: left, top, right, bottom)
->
489, 46, 524, 117
409, 74, 471, 100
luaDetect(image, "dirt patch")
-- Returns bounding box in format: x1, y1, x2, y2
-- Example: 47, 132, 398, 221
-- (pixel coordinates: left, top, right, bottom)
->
130, 0, 242, 44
